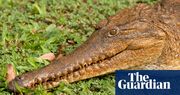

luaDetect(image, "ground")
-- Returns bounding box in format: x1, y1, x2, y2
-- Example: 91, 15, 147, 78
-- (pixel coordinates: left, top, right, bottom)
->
0, 0, 156, 95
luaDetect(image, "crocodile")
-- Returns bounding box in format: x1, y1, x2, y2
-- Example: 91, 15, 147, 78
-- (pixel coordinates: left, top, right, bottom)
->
8, 0, 180, 92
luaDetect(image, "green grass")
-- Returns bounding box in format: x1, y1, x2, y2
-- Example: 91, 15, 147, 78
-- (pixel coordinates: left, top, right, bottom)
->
0, 0, 157, 94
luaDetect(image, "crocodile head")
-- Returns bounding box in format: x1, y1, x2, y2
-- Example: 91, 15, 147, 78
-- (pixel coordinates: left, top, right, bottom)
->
8, 0, 179, 92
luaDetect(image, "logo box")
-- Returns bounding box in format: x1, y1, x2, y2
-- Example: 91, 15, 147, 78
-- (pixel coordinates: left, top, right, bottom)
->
115, 70, 180, 95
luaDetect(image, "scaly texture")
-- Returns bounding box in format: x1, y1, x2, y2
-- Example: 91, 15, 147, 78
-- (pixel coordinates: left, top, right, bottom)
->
8, 0, 180, 92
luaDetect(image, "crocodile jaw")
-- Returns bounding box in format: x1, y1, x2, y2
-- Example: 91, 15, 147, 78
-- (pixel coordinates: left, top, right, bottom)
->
8, 29, 128, 91
8, 49, 127, 91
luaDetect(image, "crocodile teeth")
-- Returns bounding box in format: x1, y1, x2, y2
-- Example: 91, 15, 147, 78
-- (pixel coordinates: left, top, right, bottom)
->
79, 69, 86, 75
54, 73, 60, 79
100, 55, 106, 60
86, 58, 92, 65
30, 80, 35, 87
50, 74, 56, 79
22, 50, 114, 88
79, 62, 85, 69
67, 74, 73, 81
73, 72, 80, 78
62, 69, 68, 75
92, 56, 99, 62
51, 81, 59, 86
99, 63, 106, 68
86, 66, 93, 71
93, 64, 100, 69
27, 83, 32, 88
68, 67, 74, 72
37, 77, 42, 83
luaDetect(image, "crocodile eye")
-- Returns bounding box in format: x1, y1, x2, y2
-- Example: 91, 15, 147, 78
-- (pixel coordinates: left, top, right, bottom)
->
108, 27, 119, 37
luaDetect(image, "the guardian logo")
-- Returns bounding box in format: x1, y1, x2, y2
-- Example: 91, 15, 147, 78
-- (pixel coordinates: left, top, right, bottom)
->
118, 72, 171, 90
115, 70, 180, 95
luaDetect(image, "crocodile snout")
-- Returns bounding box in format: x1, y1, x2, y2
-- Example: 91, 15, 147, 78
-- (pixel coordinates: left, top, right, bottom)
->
8, 76, 24, 92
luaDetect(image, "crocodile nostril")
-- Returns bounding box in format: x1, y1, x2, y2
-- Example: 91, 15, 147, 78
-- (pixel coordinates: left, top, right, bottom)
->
15, 76, 24, 81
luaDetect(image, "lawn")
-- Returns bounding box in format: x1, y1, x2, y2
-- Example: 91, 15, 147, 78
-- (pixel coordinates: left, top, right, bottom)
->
0, 0, 156, 95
